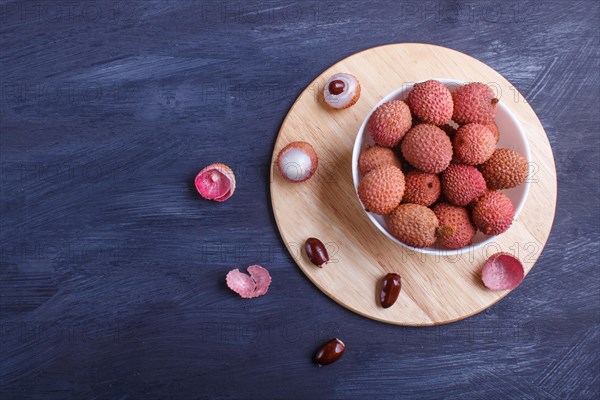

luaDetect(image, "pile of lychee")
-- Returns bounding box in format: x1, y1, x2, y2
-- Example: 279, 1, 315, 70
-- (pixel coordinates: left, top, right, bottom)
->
358, 80, 529, 249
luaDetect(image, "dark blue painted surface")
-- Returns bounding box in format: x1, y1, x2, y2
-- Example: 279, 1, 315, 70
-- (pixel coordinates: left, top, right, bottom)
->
1, 1, 599, 398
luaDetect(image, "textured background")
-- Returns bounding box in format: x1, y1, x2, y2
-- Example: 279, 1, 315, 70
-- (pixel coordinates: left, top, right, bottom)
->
1, 0, 599, 399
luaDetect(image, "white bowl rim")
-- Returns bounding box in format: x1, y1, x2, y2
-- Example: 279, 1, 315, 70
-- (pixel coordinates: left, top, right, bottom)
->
351, 78, 531, 256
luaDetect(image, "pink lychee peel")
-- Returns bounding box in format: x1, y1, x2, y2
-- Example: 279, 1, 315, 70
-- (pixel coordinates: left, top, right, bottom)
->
226, 265, 272, 299
195, 163, 236, 202
481, 253, 524, 291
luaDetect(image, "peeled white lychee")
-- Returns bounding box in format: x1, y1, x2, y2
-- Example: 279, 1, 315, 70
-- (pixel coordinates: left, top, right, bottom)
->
323, 73, 361, 110
277, 141, 318, 182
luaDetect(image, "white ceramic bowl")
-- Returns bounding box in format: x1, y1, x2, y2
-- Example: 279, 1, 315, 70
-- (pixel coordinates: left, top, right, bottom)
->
352, 79, 531, 256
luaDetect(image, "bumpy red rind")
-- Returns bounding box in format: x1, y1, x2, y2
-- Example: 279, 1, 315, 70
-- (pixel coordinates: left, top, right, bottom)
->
481, 253, 524, 291
226, 265, 272, 298
248, 265, 272, 296
195, 163, 236, 202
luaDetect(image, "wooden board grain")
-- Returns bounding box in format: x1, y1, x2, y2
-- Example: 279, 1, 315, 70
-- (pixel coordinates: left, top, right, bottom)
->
270, 43, 557, 326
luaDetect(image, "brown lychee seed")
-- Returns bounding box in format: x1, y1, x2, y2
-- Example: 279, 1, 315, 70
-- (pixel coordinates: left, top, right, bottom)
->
328, 80, 345, 95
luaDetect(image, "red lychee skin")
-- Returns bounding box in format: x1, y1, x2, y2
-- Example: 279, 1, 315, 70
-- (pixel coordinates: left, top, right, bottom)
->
452, 82, 498, 125
406, 80, 453, 126
367, 100, 412, 148
357, 166, 405, 215
400, 124, 453, 173
482, 253, 524, 290
195, 163, 236, 202
472, 190, 515, 235
226, 265, 271, 298
441, 164, 487, 206
433, 203, 476, 249
453, 124, 496, 165
277, 141, 318, 183
402, 171, 441, 206
358, 145, 401, 176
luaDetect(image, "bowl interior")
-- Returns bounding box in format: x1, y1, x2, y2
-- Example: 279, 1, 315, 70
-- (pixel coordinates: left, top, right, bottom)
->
352, 79, 531, 256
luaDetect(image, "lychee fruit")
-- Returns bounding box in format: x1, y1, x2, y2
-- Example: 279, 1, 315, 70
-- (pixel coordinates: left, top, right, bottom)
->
387, 204, 439, 248
323, 73, 361, 110
358, 166, 405, 215
480, 148, 529, 190
402, 171, 441, 206
358, 145, 401, 176
486, 122, 500, 143
277, 141, 318, 182
406, 80, 453, 126
452, 82, 498, 125
472, 190, 515, 235
195, 163, 236, 202
441, 164, 487, 206
453, 124, 496, 165
368, 100, 412, 147
433, 203, 476, 249
400, 124, 453, 173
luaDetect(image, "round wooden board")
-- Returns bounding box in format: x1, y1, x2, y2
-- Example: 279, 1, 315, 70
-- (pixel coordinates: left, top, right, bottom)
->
270, 43, 557, 326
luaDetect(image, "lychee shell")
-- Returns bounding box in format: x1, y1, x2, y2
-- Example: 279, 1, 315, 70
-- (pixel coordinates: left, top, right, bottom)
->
358, 166, 405, 215
195, 163, 236, 202
387, 204, 439, 248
